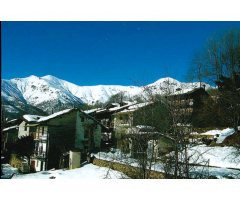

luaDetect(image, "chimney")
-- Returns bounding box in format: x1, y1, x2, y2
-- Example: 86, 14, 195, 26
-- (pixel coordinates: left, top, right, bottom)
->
202, 84, 206, 90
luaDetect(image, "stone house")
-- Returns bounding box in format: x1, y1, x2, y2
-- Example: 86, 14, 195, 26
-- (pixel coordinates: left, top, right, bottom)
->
24, 108, 107, 172
18, 115, 45, 138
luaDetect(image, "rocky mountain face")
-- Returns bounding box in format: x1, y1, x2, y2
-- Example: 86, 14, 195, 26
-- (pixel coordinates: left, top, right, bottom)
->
1, 75, 212, 119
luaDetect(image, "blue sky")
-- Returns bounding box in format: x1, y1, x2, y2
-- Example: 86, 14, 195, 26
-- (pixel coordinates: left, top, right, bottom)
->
1, 21, 240, 86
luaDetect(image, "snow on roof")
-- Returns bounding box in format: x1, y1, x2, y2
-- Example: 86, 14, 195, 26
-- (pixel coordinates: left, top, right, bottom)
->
109, 106, 124, 111
96, 109, 107, 113
7, 119, 17, 123
199, 127, 240, 144
37, 109, 73, 122
84, 108, 105, 114
84, 102, 137, 114
111, 103, 120, 107
123, 101, 137, 105
2, 125, 18, 132
108, 102, 138, 112
115, 102, 153, 114
129, 102, 153, 109
27, 108, 107, 129
23, 115, 45, 122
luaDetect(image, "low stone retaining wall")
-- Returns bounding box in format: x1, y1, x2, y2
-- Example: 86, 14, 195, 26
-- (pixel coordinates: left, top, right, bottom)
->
88, 157, 165, 179
9, 154, 22, 169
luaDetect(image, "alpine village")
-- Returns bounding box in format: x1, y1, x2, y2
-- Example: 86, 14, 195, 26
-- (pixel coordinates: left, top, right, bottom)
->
1, 27, 240, 179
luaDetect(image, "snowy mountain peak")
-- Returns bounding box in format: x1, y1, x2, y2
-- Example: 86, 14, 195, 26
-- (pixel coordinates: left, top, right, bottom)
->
151, 77, 180, 85
42, 75, 55, 79
1, 75, 213, 114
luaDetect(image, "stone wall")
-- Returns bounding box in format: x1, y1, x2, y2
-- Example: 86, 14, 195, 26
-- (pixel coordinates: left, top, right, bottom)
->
88, 157, 165, 179
9, 154, 22, 169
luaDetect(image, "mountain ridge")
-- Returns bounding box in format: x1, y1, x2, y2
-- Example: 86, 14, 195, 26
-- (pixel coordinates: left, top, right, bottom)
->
1, 75, 213, 118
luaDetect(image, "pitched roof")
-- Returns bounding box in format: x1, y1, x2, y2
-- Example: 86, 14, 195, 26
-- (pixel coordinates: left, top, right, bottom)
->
29, 108, 109, 131
114, 102, 154, 115
37, 109, 73, 122
23, 115, 45, 122
84, 108, 106, 114
83, 102, 138, 116
2, 125, 19, 132
168, 87, 209, 99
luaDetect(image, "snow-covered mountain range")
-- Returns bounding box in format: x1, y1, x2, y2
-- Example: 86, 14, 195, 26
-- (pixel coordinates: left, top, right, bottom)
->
1, 75, 212, 115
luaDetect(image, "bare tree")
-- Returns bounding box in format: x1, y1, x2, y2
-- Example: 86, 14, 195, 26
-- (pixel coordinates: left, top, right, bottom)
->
152, 77, 211, 178
187, 49, 210, 87
93, 77, 210, 179
105, 91, 128, 105
206, 28, 240, 84
112, 78, 198, 178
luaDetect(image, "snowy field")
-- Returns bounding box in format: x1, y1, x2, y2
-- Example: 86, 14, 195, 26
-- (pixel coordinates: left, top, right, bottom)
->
198, 127, 240, 144
1, 163, 129, 179
186, 145, 240, 169
2, 147, 240, 179
92, 145, 240, 179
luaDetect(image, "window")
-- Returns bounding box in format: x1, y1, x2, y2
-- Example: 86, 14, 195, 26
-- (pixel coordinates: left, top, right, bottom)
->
81, 117, 85, 122
24, 126, 27, 131
42, 127, 44, 135
40, 146, 43, 154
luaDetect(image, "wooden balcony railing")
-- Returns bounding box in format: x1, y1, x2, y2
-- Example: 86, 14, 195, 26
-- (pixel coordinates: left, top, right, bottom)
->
31, 151, 46, 159
29, 132, 47, 140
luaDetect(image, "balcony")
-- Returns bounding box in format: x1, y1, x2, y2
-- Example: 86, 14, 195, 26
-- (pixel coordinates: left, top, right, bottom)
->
30, 132, 47, 141
31, 151, 46, 159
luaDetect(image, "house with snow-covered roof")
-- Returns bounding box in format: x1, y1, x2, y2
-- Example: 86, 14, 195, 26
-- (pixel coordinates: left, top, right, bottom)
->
18, 114, 46, 139
25, 108, 108, 172
113, 101, 156, 134
112, 101, 174, 158
166, 87, 210, 127
84, 101, 137, 144
1, 125, 19, 151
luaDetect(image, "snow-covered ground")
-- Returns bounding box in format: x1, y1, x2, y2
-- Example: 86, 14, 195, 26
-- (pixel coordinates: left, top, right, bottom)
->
2, 127, 239, 179
1, 164, 19, 179
1, 163, 129, 179
92, 146, 240, 179
186, 145, 240, 169
2, 146, 240, 179
198, 127, 239, 144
